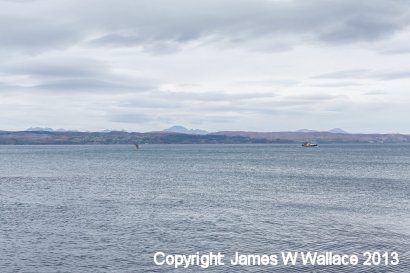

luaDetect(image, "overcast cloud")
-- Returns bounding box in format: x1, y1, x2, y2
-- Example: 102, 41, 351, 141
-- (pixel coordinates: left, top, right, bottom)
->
0, 0, 410, 133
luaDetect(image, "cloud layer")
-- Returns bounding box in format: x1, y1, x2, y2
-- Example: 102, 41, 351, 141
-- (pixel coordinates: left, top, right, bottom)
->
0, 0, 410, 133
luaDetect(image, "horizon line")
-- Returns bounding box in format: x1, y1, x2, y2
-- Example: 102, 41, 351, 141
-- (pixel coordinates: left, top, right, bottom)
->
1, 128, 409, 135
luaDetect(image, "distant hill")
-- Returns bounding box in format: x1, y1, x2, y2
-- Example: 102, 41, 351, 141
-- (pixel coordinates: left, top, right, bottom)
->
0, 131, 276, 145
26, 127, 79, 132
296, 129, 318, 133
26, 127, 55, 132
1, 130, 409, 144
296, 128, 348, 134
163, 125, 208, 135
101, 129, 127, 133
328, 128, 348, 134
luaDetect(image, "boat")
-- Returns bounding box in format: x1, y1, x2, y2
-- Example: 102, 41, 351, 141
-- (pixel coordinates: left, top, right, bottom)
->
302, 141, 318, 147
135, 144, 139, 149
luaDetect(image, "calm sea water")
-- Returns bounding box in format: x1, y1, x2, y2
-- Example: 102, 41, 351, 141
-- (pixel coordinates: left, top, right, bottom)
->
0, 144, 409, 272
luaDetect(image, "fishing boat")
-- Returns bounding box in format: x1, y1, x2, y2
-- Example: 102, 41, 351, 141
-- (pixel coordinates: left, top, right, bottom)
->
302, 141, 318, 147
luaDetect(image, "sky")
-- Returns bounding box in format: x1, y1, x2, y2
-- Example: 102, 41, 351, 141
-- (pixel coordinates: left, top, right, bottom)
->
0, 0, 410, 133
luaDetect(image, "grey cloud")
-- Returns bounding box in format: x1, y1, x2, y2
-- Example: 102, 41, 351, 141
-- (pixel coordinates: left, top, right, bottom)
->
0, 81, 19, 91
234, 79, 299, 87
86, 0, 410, 49
312, 69, 371, 79
89, 34, 182, 54
364, 90, 386, 95
243, 42, 294, 53
0, 14, 83, 52
119, 97, 184, 109
108, 91, 278, 117
1, 0, 410, 53
155, 91, 277, 102
0, 0, 39, 2
374, 71, 410, 80
110, 113, 152, 124
176, 83, 201, 88
312, 69, 410, 81
318, 16, 399, 43
310, 82, 363, 87
284, 94, 345, 101
89, 33, 144, 47
191, 116, 235, 125
4, 59, 106, 78
177, 93, 348, 114
0, 58, 157, 93
32, 77, 156, 93
105, 91, 346, 124
379, 48, 410, 55
141, 41, 182, 55
34, 78, 128, 91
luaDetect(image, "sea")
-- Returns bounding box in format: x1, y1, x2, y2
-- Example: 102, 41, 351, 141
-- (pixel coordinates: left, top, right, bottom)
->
0, 144, 409, 272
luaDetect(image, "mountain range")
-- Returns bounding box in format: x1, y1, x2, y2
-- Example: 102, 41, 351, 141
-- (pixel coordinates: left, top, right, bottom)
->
26, 127, 75, 132
25, 126, 348, 135
0, 127, 408, 144
163, 126, 208, 135
164, 126, 350, 135
296, 128, 348, 134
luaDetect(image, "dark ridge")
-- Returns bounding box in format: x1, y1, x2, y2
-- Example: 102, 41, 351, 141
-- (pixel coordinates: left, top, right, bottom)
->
0, 130, 409, 144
